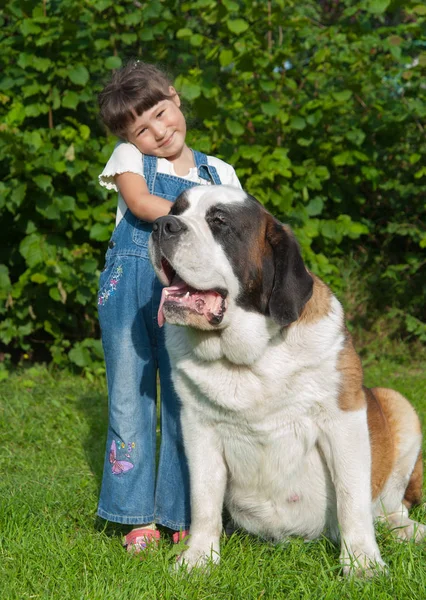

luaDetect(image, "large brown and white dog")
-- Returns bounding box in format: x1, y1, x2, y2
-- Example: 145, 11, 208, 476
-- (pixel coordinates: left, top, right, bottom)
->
149, 186, 424, 575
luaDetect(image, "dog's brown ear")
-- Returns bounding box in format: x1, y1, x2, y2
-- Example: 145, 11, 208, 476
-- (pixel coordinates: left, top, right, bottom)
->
266, 218, 313, 327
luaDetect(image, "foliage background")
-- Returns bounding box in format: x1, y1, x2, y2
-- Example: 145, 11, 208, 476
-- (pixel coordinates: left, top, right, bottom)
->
1, 0, 425, 375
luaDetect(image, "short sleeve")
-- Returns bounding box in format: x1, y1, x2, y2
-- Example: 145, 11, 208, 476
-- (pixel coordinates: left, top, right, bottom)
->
98, 142, 145, 192
226, 165, 242, 189
206, 156, 243, 189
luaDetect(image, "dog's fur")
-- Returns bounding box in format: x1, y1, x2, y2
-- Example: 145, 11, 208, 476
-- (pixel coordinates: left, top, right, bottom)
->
149, 186, 424, 575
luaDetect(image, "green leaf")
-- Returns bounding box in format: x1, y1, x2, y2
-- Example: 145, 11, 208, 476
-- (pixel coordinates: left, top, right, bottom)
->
62, 91, 80, 109
69, 344, 92, 367
333, 151, 354, 166
227, 19, 249, 34
409, 154, 421, 165
68, 65, 90, 86
17, 53, 33, 69
80, 259, 98, 274
190, 34, 204, 47
414, 167, 426, 179
140, 30, 154, 41
177, 80, 201, 101
6, 102, 26, 126
25, 103, 49, 117
239, 145, 266, 161
49, 287, 61, 302
225, 119, 244, 136
176, 28, 192, 38
34, 175, 52, 191
32, 56, 52, 72
58, 196, 76, 212
290, 116, 306, 130
261, 102, 280, 117
120, 33, 137, 45
105, 56, 122, 70
306, 198, 324, 217
219, 49, 234, 67
0, 265, 11, 291
366, 0, 390, 14
79, 125, 91, 141
412, 4, 426, 15
20, 19, 42, 36
43, 204, 61, 220
94, 0, 114, 11
20, 234, 45, 267
25, 131, 43, 150
259, 81, 276, 92
223, 0, 239, 10
94, 39, 110, 51
297, 137, 313, 147
31, 273, 48, 284
345, 129, 366, 146
90, 223, 112, 242
10, 184, 27, 208
320, 220, 339, 241
332, 90, 352, 103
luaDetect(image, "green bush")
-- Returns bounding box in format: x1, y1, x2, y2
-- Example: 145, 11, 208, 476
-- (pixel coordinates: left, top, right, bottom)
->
1, 0, 425, 373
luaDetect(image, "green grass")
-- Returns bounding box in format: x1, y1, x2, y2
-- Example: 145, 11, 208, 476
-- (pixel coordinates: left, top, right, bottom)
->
1, 354, 425, 600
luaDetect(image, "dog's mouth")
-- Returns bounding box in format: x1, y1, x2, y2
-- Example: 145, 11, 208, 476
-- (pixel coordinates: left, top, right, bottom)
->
157, 258, 228, 328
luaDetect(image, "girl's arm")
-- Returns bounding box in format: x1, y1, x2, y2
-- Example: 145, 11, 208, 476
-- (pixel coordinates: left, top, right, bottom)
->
115, 172, 173, 221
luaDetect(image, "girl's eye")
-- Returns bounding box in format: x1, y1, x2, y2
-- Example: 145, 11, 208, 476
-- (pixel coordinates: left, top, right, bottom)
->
157, 110, 165, 118
138, 128, 147, 136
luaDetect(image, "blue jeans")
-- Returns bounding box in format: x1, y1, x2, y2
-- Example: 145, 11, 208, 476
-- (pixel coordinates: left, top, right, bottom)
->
97, 248, 190, 528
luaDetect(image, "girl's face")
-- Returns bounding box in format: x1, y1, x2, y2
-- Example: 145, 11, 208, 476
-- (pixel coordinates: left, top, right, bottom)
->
125, 87, 187, 161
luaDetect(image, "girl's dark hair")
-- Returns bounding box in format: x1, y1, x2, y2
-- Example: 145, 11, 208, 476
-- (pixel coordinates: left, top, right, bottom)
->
98, 61, 174, 138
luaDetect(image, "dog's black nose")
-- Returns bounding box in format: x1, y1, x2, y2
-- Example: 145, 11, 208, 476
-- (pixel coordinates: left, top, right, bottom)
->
152, 216, 187, 240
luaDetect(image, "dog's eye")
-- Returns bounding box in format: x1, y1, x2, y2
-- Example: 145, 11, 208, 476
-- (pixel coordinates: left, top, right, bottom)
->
212, 214, 227, 226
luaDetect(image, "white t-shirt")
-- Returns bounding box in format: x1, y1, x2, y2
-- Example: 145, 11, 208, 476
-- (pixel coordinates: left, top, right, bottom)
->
99, 141, 242, 226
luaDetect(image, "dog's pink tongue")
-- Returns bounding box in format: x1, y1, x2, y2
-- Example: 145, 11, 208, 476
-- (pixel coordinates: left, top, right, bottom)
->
158, 292, 166, 327
157, 281, 188, 327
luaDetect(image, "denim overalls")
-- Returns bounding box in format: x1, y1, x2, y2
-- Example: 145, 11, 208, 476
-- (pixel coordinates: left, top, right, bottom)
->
97, 151, 222, 528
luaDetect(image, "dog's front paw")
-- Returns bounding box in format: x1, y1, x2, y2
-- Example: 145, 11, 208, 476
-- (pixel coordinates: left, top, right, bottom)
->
340, 546, 387, 578
175, 536, 220, 572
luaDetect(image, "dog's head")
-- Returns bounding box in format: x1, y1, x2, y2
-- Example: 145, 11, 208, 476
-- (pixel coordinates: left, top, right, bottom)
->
149, 186, 313, 331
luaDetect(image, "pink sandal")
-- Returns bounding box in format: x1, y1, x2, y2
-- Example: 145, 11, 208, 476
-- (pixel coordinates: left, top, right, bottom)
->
172, 530, 190, 544
123, 528, 161, 553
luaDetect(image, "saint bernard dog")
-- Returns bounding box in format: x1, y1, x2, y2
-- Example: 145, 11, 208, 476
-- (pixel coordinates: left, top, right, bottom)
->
148, 185, 424, 576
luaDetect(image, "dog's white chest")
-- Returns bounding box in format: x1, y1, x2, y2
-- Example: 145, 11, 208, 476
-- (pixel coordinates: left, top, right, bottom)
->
222, 414, 319, 483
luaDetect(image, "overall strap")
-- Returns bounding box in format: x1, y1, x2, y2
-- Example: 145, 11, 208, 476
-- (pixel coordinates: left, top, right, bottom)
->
193, 150, 222, 185
143, 154, 157, 194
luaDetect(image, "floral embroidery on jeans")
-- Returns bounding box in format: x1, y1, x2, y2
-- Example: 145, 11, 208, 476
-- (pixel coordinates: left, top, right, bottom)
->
109, 439, 135, 475
98, 264, 123, 305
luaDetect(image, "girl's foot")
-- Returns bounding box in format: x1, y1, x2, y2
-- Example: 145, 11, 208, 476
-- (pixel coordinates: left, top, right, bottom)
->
172, 530, 190, 543
123, 528, 160, 553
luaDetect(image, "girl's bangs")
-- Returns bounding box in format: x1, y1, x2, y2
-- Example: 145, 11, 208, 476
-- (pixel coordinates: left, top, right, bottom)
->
132, 88, 172, 116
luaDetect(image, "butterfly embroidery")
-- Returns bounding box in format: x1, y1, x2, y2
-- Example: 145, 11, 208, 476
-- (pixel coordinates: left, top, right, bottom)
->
110, 440, 134, 474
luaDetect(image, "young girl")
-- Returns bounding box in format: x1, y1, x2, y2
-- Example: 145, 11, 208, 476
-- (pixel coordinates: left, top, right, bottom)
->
97, 60, 242, 553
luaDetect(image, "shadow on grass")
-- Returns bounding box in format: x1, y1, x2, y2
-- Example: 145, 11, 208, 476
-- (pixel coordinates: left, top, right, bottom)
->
77, 389, 108, 487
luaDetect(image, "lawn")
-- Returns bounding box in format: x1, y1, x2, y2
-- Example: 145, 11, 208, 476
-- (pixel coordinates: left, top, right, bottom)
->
1, 354, 425, 600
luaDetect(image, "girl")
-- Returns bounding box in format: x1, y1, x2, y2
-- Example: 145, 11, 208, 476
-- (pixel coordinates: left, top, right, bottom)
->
97, 60, 242, 553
